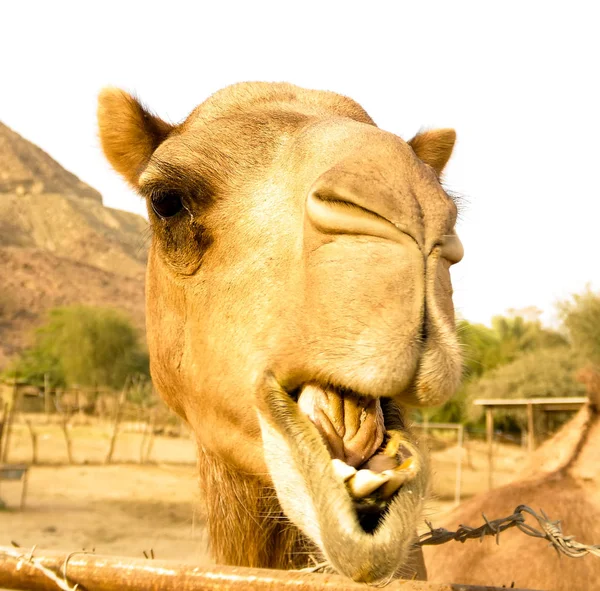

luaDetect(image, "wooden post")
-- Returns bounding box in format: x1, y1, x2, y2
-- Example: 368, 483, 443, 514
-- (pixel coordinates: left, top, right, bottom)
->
527, 402, 535, 453
43, 373, 51, 422
140, 409, 151, 463
61, 414, 75, 464
143, 410, 156, 464
106, 379, 129, 464
454, 424, 464, 506
486, 406, 494, 490
0, 382, 18, 464
0, 402, 8, 461
422, 411, 429, 440
25, 420, 38, 464
20, 468, 29, 510
0, 402, 7, 503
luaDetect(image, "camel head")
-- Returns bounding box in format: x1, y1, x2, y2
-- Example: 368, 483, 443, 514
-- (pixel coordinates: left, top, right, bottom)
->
97, 82, 464, 583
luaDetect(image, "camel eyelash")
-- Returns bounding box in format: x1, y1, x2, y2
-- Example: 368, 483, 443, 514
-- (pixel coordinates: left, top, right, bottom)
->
442, 185, 468, 220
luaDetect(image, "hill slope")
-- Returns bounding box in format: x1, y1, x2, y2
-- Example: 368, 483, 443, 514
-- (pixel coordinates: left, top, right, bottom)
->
0, 120, 148, 368
0, 121, 102, 203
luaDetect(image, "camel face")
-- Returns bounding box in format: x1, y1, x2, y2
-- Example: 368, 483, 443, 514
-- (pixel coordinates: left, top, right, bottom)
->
98, 82, 464, 582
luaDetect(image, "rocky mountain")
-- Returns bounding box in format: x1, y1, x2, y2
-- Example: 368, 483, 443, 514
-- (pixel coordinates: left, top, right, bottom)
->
0, 121, 148, 368
0, 121, 102, 203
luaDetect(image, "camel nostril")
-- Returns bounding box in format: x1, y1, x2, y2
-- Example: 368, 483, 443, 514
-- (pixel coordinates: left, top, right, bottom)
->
306, 189, 420, 246
306, 164, 422, 247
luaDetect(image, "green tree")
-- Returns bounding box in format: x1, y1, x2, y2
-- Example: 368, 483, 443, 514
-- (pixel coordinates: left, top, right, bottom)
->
458, 320, 503, 378
466, 347, 584, 402
558, 287, 600, 364
6, 306, 149, 389
491, 314, 567, 363
426, 321, 501, 423
8, 341, 65, 387
428, 315, 567, 425
464, 347, 585, 429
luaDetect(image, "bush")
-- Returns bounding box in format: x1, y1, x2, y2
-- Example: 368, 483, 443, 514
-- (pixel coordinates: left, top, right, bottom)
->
427, 316, 566, 425
5, 305, 149, 390
464, 347, 585, 429
558, 286, 600, 364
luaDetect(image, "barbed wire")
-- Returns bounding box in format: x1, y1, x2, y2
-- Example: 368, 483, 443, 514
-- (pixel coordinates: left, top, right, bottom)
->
417, 504, 600, 559
2, 505, 599, 591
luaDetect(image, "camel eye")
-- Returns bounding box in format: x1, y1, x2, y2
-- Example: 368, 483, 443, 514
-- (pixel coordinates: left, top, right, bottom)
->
151, 190, 184, 219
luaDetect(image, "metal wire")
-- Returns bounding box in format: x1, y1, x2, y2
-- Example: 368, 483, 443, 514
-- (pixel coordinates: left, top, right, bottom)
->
1, 505, 599, 591
417, 504, 600, 559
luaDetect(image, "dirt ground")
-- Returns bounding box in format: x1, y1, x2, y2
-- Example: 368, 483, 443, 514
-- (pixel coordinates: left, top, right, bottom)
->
0, 465, 209, 563
0, 421, 527, 565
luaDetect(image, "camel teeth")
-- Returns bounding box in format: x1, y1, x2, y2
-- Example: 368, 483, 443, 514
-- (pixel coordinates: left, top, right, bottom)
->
297, 387, 316, 421
347, 469, 390, 498
331, 458, 357, 482
379, 458, 419, 499
379, 469, 410, 499
398, 457, 417, 475
383, 430, 405, 458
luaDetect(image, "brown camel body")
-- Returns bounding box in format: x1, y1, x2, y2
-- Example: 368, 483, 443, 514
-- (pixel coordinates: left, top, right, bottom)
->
425, 377, 600, 590
97, 82, 464, 583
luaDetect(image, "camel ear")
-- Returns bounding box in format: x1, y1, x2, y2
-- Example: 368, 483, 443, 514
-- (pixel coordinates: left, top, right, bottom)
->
408, 128, 456, 176
97, 87, 173, 186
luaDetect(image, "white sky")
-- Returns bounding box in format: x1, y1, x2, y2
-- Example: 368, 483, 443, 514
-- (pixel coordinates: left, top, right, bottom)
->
1, 1, 598, 327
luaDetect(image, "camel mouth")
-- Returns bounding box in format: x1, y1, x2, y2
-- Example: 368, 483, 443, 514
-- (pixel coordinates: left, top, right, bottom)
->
258, 374, 426, 582
291, 382, 419, 533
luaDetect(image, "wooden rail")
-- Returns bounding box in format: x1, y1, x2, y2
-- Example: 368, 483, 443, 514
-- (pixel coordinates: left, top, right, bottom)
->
0, 547, 541, 591
473, 397, 587, 410
474, 396, 588, 489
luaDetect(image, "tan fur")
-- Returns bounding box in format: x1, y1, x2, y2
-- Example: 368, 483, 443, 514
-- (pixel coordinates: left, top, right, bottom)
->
196, 444, 307, 569
97, 88, 173, 186
98, 81, 464, 582
425, 386, 600, 590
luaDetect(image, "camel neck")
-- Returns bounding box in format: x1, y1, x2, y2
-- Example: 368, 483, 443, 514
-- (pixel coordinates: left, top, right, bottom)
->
196, 448, 312, 569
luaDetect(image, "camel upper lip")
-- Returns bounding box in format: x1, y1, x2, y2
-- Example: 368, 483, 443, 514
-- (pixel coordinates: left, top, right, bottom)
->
286, 381, 411, 438
285, 372, 421, 403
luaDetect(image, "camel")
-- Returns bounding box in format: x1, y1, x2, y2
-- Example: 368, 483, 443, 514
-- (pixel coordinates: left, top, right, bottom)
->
97, 82, 464, 583
425, 368, 600, 590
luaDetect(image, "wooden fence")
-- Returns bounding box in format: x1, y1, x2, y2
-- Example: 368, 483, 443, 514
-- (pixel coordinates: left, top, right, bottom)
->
0, 547, 541, 591
474, 397, 587, 489
0, 380, 193, 469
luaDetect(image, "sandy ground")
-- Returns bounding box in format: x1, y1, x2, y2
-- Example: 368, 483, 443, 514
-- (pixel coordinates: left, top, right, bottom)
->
0, 464, 209, 563
1, 421, 210, 564
0, 421, 527, 566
